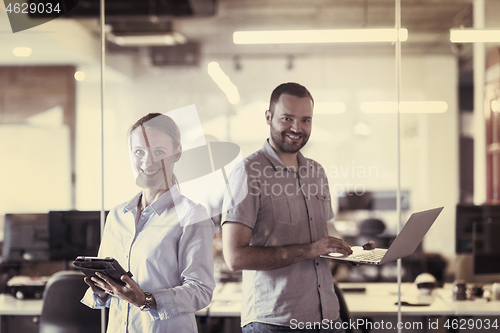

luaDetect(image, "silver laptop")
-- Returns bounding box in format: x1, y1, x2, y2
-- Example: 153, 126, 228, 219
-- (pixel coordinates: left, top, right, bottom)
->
321, 207, 443, 265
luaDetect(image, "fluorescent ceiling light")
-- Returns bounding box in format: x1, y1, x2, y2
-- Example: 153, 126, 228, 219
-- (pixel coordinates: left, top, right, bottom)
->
107, 32, 187, 46
361, 101, 448, 114
314, 102, 346, 114
450, 29, 500, 43
13, 47, 32, 57
208, 62, 240, 105
233, 29, 408, 44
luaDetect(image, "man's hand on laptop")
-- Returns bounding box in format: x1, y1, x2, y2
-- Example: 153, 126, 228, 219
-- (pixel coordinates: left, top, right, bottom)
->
311, 236, 352, 258
362, 241, 376, 250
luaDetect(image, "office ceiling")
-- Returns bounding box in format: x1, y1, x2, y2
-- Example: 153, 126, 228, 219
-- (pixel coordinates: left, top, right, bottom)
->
172, 0, 474, 58
0, 0, 476, 66
77, 0, 474, 58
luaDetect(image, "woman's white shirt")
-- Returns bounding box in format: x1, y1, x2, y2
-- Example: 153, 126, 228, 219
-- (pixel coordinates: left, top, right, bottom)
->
81, 185, 215, 333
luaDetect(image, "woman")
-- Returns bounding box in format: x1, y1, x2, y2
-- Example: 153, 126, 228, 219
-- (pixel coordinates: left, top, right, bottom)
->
81, 113, 215, 332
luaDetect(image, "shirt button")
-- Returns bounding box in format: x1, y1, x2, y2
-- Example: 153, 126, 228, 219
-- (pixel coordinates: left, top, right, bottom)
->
316, 262, 319, 266
318, 285, 321, 288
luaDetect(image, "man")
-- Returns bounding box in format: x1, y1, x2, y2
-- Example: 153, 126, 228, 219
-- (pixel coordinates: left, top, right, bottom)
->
222, 82, 352, 333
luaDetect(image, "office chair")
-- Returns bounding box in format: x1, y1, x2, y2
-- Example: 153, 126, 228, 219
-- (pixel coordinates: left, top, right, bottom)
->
333, 282, 352, 333
39, 271, 101, 333
358, 218, 385, 242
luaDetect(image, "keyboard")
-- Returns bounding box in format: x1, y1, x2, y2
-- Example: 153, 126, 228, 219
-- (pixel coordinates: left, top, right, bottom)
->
349, 249, 387, 262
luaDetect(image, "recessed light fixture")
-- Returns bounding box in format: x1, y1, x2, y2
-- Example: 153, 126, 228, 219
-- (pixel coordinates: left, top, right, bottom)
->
13, 47, 32, 57
107, 32, 187, 46
233, 29, 408, 44
361, 101, 448, 114
208, 62, 240, 105
74, 71, 86, 81
450, 29, 500, 43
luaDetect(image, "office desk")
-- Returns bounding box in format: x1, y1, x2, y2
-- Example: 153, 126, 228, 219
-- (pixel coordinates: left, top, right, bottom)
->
197, 282, 454, 317
338, 283, 455, 317
0, 283, 497, 332
9, 281, 497, 318
0, 294, 42, 333
0, 295, 42, 316
197, 282, 500, 333
435, 285, 500, 316
198, 282, 500, 318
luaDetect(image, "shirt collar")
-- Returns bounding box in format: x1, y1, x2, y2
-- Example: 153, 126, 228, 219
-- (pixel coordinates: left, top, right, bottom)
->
262, 139, 309, 171
123, 184, 182, 215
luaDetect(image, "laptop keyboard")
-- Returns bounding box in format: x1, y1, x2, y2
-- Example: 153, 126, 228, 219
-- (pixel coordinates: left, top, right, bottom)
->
350, 249, 387, 261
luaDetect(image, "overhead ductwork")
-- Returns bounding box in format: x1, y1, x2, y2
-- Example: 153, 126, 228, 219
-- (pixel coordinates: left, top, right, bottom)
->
60, 0, 217, 19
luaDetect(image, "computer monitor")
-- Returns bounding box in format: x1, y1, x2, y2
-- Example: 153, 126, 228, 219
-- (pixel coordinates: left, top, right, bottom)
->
455, 204, 500, 254
473, 221, 500, 275
2, 214, 50, 263
48, 211, 107, 261
338, 190, 410, 212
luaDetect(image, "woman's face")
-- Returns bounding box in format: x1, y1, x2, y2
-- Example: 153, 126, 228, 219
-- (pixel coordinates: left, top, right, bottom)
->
129, 127, 181, 190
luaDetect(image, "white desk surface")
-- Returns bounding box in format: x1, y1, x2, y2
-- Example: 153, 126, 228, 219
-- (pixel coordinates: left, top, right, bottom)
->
197, 282, 500, 318
0, 294, 42, 316
435, 284, 500, 316
338, 283, 454, 316
0, 283, 498, 318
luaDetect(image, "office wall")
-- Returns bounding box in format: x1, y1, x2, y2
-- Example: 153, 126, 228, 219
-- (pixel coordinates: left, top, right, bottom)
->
0, 124, 71, 213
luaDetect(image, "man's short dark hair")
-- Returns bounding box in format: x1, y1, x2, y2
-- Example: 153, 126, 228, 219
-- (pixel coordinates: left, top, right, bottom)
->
268, 82, 314, 116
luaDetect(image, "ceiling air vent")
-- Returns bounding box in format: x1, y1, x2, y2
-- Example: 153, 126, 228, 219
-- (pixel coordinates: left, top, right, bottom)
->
150, 43, 200, 67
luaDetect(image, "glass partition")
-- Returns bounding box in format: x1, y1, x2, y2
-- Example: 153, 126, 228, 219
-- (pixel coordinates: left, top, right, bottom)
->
399, 1, 465, 281
3, 0, 500, 331
0, 0, 402, 279
0, 4, 103, 279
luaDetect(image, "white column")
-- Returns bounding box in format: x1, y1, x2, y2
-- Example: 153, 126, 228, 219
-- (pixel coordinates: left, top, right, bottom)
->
473, 0, 487, 204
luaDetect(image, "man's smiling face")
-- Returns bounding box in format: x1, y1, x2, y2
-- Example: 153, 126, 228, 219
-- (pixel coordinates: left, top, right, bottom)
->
267, 93, 313, 154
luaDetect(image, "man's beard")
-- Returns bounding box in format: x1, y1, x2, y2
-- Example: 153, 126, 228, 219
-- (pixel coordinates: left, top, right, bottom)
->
270, 124, 309, 153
